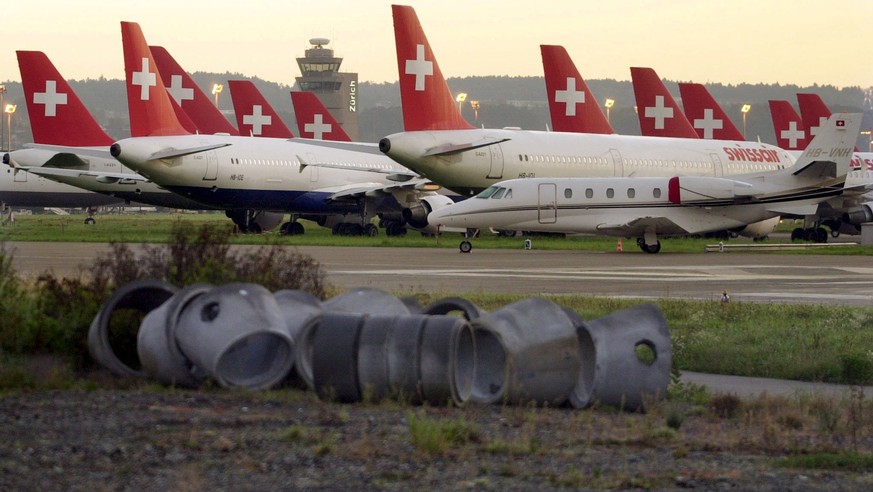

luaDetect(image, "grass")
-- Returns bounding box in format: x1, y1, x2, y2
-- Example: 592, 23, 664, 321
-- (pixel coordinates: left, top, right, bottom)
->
2, 212, 872, 255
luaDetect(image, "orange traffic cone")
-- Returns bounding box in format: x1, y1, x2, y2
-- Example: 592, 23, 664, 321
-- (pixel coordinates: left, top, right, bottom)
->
616, 239, 623, 253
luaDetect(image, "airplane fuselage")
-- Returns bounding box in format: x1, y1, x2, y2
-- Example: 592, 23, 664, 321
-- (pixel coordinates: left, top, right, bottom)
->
380, 128, 794, 196
1, 165, 121, 208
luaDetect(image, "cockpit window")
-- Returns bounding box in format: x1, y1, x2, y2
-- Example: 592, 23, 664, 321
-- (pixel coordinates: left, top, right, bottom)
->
504, 189, 512, 199
476, 186, 498, 199
491, 187, 506, 199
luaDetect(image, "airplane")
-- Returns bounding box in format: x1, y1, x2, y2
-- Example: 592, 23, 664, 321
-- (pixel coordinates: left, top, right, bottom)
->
291, 91, 353, 141
379, 3, 796, 246
228, 80, 294, 138
677, 83, 745, 141
427, 114, 862, 253
3, 50, 217, 216
540, 45, 613, 135
110, 21, 450, 236
149, 46, 239, 136
630, 67, 699, 139
769, 99, 809, 151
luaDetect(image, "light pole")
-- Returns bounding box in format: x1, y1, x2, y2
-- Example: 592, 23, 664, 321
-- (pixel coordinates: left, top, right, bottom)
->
470, 100, 480, 126
862, 130, 872, 153
455, 92, 467, 115
604, 98, 615, 124
0, 85, 6, 151
741, 104, 751, 139
211, 83, 223, 108
5, 104, 16, 151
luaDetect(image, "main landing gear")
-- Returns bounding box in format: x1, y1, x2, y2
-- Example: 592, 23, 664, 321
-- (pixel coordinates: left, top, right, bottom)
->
790, 227, 829, 243
637, 238, 661, 254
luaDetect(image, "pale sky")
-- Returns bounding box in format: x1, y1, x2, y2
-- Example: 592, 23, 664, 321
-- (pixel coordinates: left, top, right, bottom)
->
3, 0, 871, 88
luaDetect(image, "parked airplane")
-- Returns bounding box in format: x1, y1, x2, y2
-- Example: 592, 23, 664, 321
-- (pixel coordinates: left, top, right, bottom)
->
769, 99, 809, 151
379, 5, 793, 222
110, 21, 448, 236
540, 45, 613, 135
291, 91, 353, 141
228, 80, 294, 138
428, 114, 862, 253
3, 50, 215, 215
631, 67, 698, 139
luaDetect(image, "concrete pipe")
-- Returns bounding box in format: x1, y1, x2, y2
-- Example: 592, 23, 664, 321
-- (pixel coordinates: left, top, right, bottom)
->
422, 297, 486, 320
312, 312, 366, 402
174, 283, 295, 390
295, 288, 414, 391
418, 315, 475, 406
273, 290, 323, 388
570, 303, 671, 411
470, 298, 581, 406
273, 289, 321, 308
356, 315, 396, 402
88, 279, 178, 378
138, 283, 212, 387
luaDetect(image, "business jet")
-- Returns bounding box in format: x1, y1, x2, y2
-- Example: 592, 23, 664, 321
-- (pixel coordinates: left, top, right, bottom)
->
110, 21, 451, 236
3, 50, 217, 217
290, 91, 353, 142
428, 114, 861, 253
228, 80, 294, 138
379, 5, 793, 218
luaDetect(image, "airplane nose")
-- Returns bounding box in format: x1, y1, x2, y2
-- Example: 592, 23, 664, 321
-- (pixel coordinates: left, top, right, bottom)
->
378, 138, 391, 154
110, 143, 122, 158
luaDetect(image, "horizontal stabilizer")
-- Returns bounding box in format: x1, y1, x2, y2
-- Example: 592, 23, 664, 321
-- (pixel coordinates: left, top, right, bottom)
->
149, 143, 231, 160
422, 137, 511, 157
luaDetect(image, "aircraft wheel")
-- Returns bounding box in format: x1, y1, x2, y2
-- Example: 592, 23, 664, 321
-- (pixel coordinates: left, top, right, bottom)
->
459, 240, 473, 253
84, 217, 96, 225
814, 227, 828, 243
641, 241, 661, 254
363, 224, 378, 237
831, 229, 840, 238
790, 228, 804, 241
332, 223, 343, 236
290, 222, 305, 235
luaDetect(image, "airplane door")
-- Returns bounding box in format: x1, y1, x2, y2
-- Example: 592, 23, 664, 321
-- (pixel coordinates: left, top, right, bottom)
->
610, 149, 623, 176
710, 153, 724, 177
307, 152, 318, 183
203, 151, 218, 181
538, 182, 557, 224
486, 144, 504, 179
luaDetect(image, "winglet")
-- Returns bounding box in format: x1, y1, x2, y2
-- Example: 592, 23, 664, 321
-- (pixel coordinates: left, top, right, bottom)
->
631, 67, 698, 138
149, 45, 239, 135
540, 45, 613, 135
768, 100, 808, 150
228, 80, 294, 138
392, 4, 473, 131
121, 21, 190, 137
17, 51, 114, 146
290, 91, 351, 141
677, 83, 744, 141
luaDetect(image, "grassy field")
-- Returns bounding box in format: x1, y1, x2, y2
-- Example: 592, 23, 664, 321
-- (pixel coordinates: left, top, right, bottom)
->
2, 211, 872, 255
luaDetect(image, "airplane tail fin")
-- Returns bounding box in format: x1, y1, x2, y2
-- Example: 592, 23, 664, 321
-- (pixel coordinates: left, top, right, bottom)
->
290, 91, 351, 141
797, 93, 833, 139
227, 80, 294, 138
149, 45, 239, 135
540, 45, 613, 135
121, 21, 191, 137
768, 100, 808, 150
677, 83, 744, 141
391, 4, 473, 131
790, 113, 860, 180
630, 67, 698, 138
16, 51, 114, 146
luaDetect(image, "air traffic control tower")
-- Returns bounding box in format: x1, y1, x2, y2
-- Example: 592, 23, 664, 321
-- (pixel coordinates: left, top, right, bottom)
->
295, 38, 359, 140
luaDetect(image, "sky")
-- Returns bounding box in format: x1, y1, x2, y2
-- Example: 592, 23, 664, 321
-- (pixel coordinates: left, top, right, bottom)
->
2, 0, 872, 89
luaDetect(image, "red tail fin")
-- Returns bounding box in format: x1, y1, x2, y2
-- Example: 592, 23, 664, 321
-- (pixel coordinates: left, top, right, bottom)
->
290, 91, 351, 141
797, 93, 832, 140
227, 80, 294, 138
16, 51, 114, 146
392, 4, 472, 131
150, 45, 239, 135
768, 100, 808, 150
630, 67, 697, 138
677, 83, 744, 141
121, 21, 190, 137
540, 45, 613, 135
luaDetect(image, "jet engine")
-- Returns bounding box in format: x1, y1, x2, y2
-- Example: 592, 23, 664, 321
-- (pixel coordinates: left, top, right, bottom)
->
735, 216, 780, 239
402, 194, 456, 232
842, 202, 873, 226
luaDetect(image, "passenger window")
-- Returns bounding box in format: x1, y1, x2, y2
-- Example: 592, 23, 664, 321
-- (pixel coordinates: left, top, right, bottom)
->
653, 188, 661, 199
564, 188, 573, 199
585, 188, 593, 199
606, 188, 614, 199
627, 188, 635, 199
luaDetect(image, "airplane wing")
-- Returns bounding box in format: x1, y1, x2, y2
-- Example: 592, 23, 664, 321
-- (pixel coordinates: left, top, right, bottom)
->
324, 179, 440, 201
23, 143, 114, 160
422, 137, 510, 157
597, 214, 747, 236
22, 166, 149, 183
296, 154, 420, 181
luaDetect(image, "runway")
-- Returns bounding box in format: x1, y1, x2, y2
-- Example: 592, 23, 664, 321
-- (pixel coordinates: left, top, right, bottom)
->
5, 241, 873, 306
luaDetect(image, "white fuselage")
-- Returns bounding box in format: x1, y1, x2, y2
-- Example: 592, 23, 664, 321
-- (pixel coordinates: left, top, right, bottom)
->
1, 163, 121, 208
111, 135, 418, 214
380, 128, 794, 196
7, 147, 213, 210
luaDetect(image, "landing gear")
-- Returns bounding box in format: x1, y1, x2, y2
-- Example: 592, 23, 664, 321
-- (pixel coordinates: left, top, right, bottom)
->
459, 240, 473, 253
637, 237, 661, 254
280, 221, 305, 236
363, 224, 379, 237
84, 217, 96, 225
790, 227, 829, 243
384, 221, 408, 237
